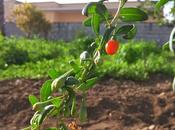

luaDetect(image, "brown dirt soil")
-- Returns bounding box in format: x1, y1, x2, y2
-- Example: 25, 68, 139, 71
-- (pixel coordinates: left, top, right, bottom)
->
0, 75, 175, 130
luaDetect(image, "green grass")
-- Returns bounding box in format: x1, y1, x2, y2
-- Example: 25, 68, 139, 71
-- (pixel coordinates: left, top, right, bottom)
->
0, 58, 71, 79
0, 35, 93, 68
99, 40, 175, 80
0, 36, 174, 80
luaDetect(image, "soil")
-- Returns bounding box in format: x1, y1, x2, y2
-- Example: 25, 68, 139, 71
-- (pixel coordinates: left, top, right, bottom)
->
0, 75, 175, 130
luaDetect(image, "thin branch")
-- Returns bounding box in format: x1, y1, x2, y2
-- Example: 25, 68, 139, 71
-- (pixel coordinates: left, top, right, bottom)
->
110, 0, 122, 25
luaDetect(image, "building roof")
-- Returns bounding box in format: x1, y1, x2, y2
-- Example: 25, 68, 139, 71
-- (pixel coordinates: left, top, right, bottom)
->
16, 1, 140, 12
8, 0, 147, 23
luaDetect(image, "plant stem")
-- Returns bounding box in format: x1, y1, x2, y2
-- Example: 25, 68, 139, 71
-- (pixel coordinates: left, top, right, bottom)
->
169, 27, 175, 54
110, 0, 122, 25
80, 0, 124, 82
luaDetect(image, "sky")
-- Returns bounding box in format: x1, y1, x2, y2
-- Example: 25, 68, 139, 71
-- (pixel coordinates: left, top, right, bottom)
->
17, 0, 119, 4
163, 1, 175, 23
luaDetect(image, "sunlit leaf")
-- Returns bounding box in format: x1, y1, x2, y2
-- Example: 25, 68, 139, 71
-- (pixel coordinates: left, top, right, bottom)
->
120, 8, 148, 22
83, 17, 92, 27
33, 97, 62, 111
155, 0, 169, 10
51, 97, 63, 108
82, 2, 97, 16
91, 14, 101, 35
29, 95, 39, 106
78, 77, 97, 91
40, 80, 52, 101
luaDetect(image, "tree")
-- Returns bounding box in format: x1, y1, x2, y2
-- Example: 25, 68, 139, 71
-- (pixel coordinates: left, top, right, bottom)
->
13, 3, 51, 39
0, 0, 5, 35
138, 0, 175, 25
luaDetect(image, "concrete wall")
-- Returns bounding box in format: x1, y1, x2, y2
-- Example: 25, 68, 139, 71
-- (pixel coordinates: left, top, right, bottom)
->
135, 23, 173, 44
5, 22, 24, 37
4, 22, 173, 44
0, 0, 4, 34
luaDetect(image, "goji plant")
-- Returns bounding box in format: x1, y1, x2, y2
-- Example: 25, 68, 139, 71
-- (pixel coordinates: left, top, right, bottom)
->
24, 0, 148, 129
156, 0, 175, 91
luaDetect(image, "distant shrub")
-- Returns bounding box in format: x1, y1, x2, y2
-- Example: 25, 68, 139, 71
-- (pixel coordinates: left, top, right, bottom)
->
13, 3, 51, 39
117, 41, 161, 64
0, 36, 93, 68
3, 46, 29, 65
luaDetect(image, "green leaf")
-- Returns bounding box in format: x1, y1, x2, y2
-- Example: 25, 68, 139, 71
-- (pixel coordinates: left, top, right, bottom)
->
78, 77, 97, 91
33, 97, 62, 111
40, 80, 52, 101
51, 70, 74, 92
115, 24, 137, 39
83, 17, 92, 27
96, 3, 110, 22
65, 87, 76, 115
51, 97, 63, 108
79, 98, 87, 122
65, 76, 79, 85
120, 7, 148, 22
91, 14, 101, 35
155, 0, 169, 10
83, 16, 109, 27
86, 77, 98, 88
173, 77, 175, 92
29, 95, 39, 106
82, 2, 97, 16
69, 60, 80, 73
48, 69, 59, 79
82, 2, 111, 26
83, 3, 111, 28
63, 102, 71, 117
38, 105, 54, 125
71, 96, 76, 116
